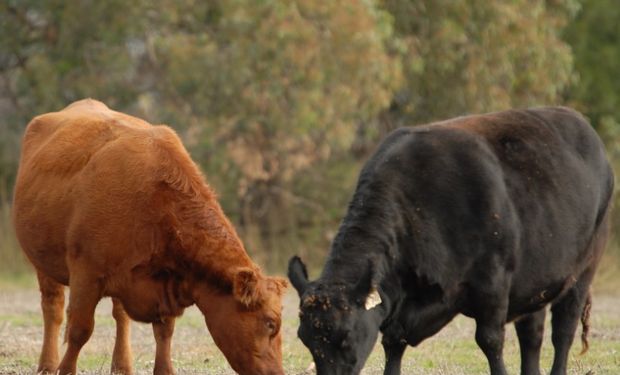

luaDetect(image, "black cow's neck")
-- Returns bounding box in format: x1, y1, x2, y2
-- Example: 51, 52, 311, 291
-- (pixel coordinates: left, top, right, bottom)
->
320, 227, 386, 284
319, 182, 411, 318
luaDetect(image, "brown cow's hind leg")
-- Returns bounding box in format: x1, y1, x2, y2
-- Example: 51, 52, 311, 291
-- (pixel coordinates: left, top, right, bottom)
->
57, 272, 102, 375
153, 317, 176, 375
111, 298, 133, 374
37, 272, 65, 374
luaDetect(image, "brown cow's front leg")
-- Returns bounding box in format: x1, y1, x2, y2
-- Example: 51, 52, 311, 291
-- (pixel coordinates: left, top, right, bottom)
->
111, 298, 133, 374
36, 272, 65, 374
57, 272, 102, 375
153, 317, 176, 375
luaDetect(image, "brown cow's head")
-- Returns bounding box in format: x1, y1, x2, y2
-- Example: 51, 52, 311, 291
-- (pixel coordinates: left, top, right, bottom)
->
194, 267, 288, 375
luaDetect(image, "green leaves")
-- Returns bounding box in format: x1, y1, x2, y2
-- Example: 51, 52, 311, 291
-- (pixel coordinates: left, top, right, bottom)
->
565, 0, 620, 127
382, 0, 575, 125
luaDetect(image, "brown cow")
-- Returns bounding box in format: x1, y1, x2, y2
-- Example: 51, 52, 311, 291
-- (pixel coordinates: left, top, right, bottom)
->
12, 99, 287, 375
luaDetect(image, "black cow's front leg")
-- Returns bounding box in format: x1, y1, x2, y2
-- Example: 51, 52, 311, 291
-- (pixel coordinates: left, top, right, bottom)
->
472, 285, 510, 375
515, 309, 546, 375
475, 317, 508, 375
381, 336, 407, 375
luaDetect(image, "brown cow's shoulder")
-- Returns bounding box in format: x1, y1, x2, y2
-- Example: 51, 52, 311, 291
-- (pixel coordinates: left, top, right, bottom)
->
13, 99, 287, 374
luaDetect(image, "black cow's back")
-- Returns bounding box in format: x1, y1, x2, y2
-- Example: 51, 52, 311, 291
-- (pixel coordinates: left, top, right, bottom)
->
346, 107, 612, 318
289, 106, 613, 375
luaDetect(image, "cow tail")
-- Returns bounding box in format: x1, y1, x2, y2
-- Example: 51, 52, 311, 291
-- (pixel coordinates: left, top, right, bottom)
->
580, 290, 592, 355
63, 323, 69, 344
63, 308, 70, 344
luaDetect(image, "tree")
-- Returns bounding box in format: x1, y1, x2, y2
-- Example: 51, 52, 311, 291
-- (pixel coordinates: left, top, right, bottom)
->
0, 0, 401, 268
0, 0, 598, 272
375, 0, 577, 130
564, 0, 620, 129
564, 0, 620, 250
0, 0, 146, 194
564, 0, 620, 160
147, 0, 402, 266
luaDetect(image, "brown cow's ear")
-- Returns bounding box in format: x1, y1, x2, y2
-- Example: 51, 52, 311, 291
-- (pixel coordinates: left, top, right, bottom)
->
269, 276, 289, 296
233, 267, 261, 307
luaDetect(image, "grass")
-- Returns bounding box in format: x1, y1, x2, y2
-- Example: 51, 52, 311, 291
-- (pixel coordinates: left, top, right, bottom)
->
0, 287, 619, 375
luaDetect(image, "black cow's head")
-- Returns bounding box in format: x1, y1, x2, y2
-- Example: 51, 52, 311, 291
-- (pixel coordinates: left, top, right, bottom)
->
288, 256, 384, 375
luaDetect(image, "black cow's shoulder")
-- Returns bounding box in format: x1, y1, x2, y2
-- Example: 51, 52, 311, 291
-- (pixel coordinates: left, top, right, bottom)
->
345, 107, 612, 294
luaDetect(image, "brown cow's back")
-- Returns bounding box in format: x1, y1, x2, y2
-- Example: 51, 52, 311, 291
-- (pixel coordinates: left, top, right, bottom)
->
13, 99, 287, 375
13, 99, 183, 287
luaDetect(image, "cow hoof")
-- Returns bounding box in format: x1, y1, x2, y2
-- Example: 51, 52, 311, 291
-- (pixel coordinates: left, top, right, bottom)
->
36, 366, 58, 375
111, 366, 134, 375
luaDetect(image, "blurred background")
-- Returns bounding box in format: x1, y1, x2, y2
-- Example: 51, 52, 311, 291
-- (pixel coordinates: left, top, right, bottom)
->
1, 0, 619, 284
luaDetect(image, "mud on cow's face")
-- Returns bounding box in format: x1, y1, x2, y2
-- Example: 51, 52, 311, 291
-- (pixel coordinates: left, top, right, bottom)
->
288, 257, 384, 375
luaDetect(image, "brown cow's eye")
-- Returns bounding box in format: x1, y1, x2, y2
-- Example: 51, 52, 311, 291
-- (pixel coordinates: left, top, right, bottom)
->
266, 318, 278, 336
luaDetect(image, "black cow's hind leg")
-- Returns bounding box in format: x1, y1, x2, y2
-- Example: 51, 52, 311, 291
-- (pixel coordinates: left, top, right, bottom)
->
382, 337, 407, 375
515, 309, 546, 375
549, 272, 593, 375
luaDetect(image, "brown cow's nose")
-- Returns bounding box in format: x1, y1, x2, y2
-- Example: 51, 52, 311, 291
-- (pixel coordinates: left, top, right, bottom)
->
260, 366, 285, 375
239, 365, 284, 375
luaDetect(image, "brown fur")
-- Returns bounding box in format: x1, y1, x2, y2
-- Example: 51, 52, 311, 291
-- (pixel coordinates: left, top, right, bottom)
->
12, 99, 287, 375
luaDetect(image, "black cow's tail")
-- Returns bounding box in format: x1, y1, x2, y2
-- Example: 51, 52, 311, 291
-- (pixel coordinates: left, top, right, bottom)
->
580, 290, 592, 355
579, 171, 613, 356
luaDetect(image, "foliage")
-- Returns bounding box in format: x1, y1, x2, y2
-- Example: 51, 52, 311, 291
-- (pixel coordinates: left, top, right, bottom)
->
564, 0, 620, 246
379, 0, 578, 127
0, 0, 146, 189
564, 0, 620, 129
0, 0, 401, 269
0, 0, 618, 273
0, 0, 145, 110
144, 1, 401, 266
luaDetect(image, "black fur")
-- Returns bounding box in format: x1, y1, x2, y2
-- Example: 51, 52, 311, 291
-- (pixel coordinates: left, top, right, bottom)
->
288, 107, 614, 375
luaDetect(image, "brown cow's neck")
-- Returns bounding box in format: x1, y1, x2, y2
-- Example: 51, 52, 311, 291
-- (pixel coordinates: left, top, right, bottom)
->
169, 193, 257, 288
155, 143, 259, 289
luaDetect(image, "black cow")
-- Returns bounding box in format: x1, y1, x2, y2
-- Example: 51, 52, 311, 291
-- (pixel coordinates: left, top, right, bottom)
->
288, 107, 613, 375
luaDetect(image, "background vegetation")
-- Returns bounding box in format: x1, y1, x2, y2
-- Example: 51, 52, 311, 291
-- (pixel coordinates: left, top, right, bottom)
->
1, 1, 619, 374
1, 0, 619, 278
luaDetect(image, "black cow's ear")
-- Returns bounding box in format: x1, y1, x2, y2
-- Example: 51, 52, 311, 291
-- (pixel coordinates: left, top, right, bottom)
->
354, 261, 373, 299
354, 258, 382, 309
288, 256, 309, 296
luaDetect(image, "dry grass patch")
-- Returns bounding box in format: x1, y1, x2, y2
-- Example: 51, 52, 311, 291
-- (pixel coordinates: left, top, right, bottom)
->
1, 287, 619, 374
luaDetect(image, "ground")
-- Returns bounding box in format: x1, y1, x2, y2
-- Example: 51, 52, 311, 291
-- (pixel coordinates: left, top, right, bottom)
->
0, 287, 619, 374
